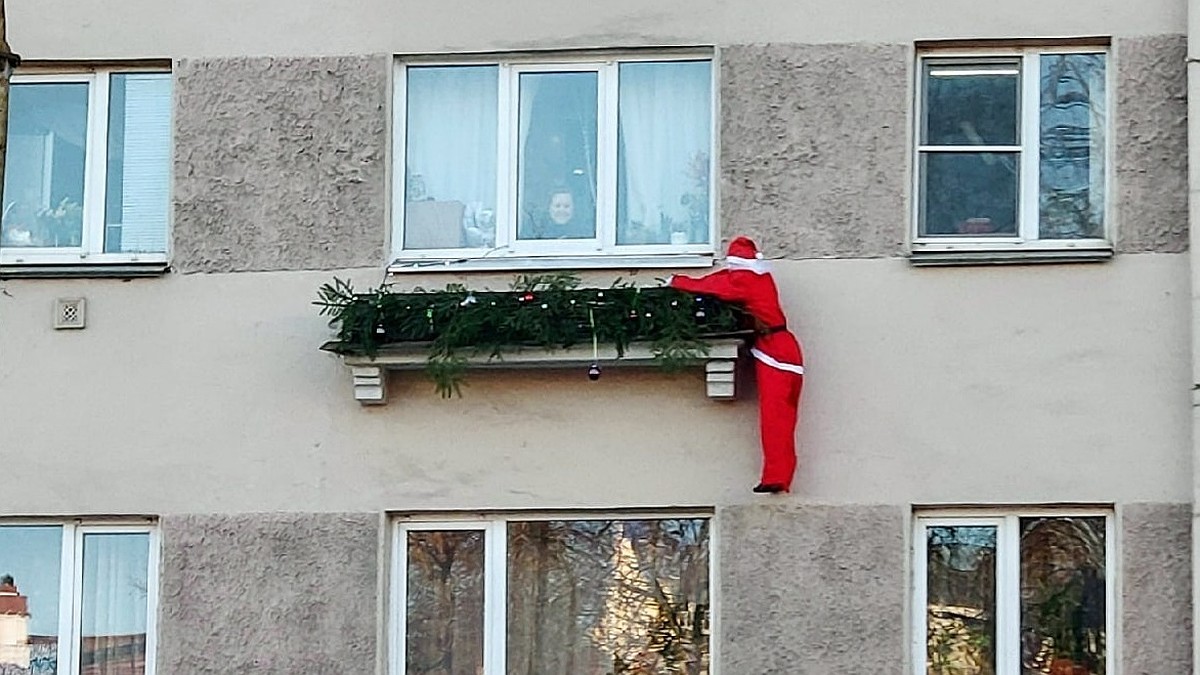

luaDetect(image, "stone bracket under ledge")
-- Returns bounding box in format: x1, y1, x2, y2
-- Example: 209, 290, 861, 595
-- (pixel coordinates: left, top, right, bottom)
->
329, 339, 746, 405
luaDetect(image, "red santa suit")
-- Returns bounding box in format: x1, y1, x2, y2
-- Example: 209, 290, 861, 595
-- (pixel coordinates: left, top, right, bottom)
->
670, 237, 804, 493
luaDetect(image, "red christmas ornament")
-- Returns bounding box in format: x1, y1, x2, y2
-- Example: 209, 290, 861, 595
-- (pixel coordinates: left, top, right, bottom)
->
670, 236, 804, 494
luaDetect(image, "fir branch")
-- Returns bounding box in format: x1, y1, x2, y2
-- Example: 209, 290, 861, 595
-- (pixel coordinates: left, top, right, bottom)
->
316, 273, 745, 395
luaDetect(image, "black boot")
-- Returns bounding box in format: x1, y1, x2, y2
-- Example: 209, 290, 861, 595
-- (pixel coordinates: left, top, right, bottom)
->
752, 483, 786, 494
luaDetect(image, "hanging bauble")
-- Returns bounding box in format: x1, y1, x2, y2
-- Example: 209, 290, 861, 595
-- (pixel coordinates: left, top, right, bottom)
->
460, 293, 477, 307
587, 363, 602, 381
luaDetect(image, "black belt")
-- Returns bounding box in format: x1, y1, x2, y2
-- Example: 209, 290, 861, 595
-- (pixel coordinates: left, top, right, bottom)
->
756, 324, 788, 336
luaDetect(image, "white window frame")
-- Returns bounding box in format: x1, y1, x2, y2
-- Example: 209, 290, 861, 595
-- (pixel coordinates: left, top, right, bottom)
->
911, 47, 1113, 256
0, 520, 160, 675
389, 511, 717, 675
1, 68, 171, 267
390, 53, 719, 273
912, 509, 1115, 675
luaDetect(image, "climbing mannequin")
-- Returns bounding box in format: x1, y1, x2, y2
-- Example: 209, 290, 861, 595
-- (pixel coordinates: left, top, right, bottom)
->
670, 237, 805, 493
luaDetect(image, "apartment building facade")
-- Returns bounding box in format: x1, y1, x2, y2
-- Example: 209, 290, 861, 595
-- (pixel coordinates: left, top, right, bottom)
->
0, 0, 1193, 673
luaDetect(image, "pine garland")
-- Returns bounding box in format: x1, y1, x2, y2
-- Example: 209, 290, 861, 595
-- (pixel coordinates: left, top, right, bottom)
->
316, 272, 745, 396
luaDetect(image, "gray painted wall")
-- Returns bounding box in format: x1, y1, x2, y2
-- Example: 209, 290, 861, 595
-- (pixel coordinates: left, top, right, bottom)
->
173, 56, 390, 273
719, 504, 907, 674
8, 0, 1184, 59
1121, 503, 1193, 674
157, 513, 380, 675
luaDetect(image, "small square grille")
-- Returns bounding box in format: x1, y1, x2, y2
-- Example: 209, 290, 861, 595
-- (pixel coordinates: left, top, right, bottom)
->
54, 298, 86, 329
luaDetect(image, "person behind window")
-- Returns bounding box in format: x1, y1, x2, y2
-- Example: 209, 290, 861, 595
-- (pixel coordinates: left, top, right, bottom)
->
521, 187, 594, 240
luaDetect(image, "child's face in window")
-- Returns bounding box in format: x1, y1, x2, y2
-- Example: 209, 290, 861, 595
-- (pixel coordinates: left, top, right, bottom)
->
549, 192, 574, 225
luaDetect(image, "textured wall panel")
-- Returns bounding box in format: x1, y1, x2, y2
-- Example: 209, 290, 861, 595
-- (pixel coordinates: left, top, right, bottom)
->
719, 504, 906, 674
720, 44, 909, 259
174, 56, 389, 273
158, 513, 379, 674
1115, 35, 1188, 253
1122, 502, 1192, 674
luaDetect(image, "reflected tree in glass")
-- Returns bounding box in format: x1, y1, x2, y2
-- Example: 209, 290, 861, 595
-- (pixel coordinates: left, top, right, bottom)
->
406, 531, 485, 675
1039, 54, 1106, 240
1019, 517, 1106, 675
925, 526, 997, 675
507, 519, 709, 675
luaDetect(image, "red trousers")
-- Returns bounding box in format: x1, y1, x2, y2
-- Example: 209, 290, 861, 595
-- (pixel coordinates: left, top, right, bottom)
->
755, 359, 804, 490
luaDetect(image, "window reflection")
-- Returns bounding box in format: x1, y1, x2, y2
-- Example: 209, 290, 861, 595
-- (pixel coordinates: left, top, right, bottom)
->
405, 530, 485, 675
1039, 54, 1106, 239
507, 519, 709, 675
1019, 517, 1106, 675
0, 526, 62, 675
925, 526, 997, 675
2, 83, 89, 248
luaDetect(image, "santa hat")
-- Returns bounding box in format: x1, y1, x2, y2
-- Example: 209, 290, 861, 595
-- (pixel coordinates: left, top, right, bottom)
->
724, 236, 770, 274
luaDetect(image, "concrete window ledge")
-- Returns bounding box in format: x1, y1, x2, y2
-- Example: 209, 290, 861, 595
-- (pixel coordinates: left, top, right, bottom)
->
326, 338, 745, 405
0, 262, 171, 279
909, 245, 1114, 267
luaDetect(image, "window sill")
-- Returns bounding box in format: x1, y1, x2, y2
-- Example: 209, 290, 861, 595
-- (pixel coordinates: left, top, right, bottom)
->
324, 338, 745, 405
388, 253, 715, 274
0, 260, 170, 279
908, 243, 1113, 267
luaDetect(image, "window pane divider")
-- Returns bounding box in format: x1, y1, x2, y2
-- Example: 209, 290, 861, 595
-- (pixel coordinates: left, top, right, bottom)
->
82, 72, 111, 257
484, 521, 507, 675
1018, 53, 1041, 242
56, 524, 78, 675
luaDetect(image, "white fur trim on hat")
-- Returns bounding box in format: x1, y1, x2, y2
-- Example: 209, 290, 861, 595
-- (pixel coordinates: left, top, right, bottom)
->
725, 255, 771, 274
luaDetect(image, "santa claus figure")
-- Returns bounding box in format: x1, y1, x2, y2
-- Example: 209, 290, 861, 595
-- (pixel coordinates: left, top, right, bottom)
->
670, 237, 805, 493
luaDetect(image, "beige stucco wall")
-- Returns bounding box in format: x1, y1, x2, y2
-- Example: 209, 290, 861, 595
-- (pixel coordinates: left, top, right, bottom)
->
8, 0, 1186, 59
0, 254, 1188, 514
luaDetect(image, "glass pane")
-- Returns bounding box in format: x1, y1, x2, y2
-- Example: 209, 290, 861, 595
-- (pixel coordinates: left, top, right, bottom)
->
1020, 517, 1106, 675
405, 530, 485, 675
2, 82, 89, 248
517, 71, 598, 241
105, 73, 172, 254
616, 61, 711, 246
80, 532, 151, 675
0, 526, 62, 675
920, 152, 1019, 236
923, 62, 1020, 146
404, 66, 498, 250
925, 526, 996, 675
507, 519, 710, 675
1039, 54, 1106, 240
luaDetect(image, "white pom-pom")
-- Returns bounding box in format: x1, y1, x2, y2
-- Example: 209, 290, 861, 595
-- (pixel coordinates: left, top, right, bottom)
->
755, 252, 764, 259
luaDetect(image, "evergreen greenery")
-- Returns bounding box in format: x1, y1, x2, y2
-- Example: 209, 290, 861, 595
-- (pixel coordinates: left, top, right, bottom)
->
316, 272, 745, 396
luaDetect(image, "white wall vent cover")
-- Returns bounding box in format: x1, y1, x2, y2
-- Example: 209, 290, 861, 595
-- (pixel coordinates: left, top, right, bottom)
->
54, 298, 86, 329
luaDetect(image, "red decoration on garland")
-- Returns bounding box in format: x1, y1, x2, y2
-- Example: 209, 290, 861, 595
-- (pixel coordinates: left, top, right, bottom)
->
670, 236, 805, 494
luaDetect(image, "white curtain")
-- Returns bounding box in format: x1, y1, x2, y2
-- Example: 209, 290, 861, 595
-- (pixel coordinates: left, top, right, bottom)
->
617, 61, 711, 244
79, 533, 149, 675
405, 66, 498, 234
110, 73, 172, 253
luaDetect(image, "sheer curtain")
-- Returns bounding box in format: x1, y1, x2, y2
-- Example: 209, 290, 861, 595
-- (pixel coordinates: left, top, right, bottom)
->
617, 61, 712, 245
79, 533, 150, 675
105, 73, 172, 254
404, 66, 498, 249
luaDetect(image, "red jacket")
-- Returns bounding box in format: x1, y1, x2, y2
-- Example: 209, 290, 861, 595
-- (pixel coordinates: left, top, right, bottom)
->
670, 266, 804, 372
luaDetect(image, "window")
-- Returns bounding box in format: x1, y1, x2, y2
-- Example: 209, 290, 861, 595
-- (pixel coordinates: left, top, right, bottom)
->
914, 511, 1113, 675
392, 515, 711, 674
0, 522, 158, 675
1, 69, 172, 266
393, 55, 715, 269
914, 49, 1109, 254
